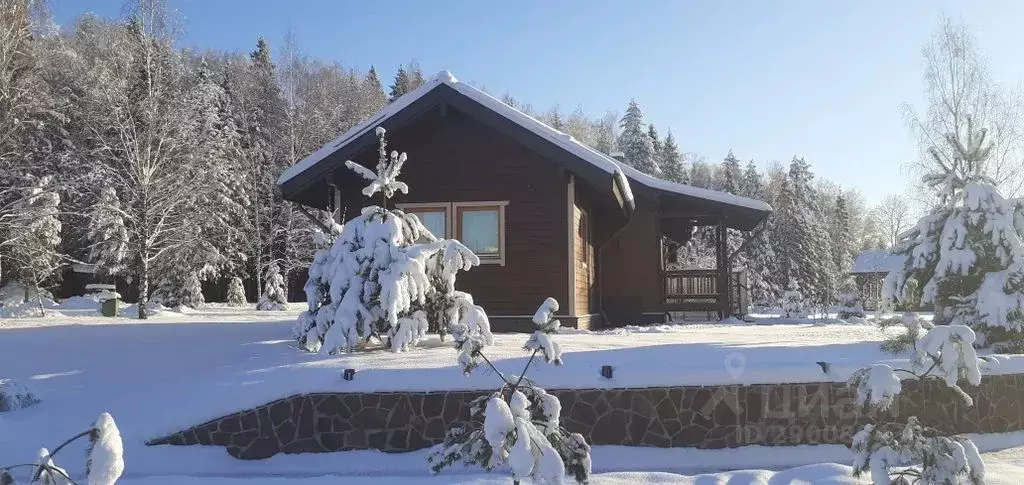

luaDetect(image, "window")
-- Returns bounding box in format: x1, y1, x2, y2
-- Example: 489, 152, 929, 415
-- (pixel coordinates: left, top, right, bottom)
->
398, 201, 508, 265
402, 204, 449, 240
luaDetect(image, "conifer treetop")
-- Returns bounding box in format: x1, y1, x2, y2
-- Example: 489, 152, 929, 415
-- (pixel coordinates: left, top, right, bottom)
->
344, 126, 409, 203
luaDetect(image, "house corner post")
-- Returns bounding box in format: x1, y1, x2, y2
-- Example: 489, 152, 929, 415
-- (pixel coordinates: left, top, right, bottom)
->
716, 222, 731, 319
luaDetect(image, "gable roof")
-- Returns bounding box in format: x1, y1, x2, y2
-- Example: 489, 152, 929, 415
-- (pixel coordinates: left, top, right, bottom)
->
277, 71, 772, 229
851, 250, 906, 274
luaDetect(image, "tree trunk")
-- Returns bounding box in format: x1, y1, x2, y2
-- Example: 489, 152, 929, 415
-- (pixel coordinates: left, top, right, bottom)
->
35, 281, 45, 317
138, 252, 149, 320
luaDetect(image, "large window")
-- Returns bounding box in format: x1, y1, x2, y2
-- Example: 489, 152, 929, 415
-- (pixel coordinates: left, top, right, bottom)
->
398, 201, 508, 265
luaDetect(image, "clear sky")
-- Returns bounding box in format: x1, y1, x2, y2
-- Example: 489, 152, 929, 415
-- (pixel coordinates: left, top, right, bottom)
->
49, 0, 1024, 205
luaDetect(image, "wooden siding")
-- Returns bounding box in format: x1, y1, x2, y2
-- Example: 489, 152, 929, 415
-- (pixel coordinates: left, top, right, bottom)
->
333, 107, 570, 323
573, 185, 597, 316
598, 195, 663, 325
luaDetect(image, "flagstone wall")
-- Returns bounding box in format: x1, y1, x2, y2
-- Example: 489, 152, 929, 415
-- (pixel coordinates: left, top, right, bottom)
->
149, 374, 1024, 459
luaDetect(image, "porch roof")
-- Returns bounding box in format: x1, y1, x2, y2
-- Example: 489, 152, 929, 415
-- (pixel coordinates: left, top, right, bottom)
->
278, 70, 772, 230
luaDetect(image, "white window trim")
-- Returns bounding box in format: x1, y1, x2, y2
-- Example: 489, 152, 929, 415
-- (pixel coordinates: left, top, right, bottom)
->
397, 201, 509, 266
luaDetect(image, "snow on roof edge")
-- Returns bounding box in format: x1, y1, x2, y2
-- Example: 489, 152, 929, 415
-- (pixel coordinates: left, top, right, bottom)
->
279, 70, 772, 214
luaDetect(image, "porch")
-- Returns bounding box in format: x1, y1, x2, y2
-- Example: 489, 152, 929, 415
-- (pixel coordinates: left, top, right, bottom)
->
662, 269, 748, 318
657, 220, 750, 320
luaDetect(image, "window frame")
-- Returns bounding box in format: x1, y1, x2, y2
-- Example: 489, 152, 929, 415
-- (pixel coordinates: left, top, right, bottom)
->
397, 201, 509, 265
398, 202, 452, 240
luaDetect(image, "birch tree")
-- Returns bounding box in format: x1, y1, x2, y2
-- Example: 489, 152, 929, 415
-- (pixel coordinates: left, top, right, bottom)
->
904, 17, 1024, 199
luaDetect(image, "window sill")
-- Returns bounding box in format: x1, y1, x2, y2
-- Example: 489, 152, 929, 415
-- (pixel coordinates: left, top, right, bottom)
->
478, 257, 505, 266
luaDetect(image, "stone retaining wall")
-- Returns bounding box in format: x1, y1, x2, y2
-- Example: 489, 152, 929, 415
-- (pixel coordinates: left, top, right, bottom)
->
148, 374, 1024, 459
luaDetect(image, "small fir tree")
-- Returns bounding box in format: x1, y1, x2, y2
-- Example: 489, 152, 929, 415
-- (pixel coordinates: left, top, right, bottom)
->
429, 298, 592, 485
293, 127, 479, 353
885, 121, 1024, 350
847, 325, 986, 484
226, 276, 247, 307
257, 262, 287, 311
837, 276, 865, 320
782, 277, 805, 319
151, 270, 204, 309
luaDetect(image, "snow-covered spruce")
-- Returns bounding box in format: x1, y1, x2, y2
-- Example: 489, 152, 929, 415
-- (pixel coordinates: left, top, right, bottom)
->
256, 262, 288, 311
0, 413, 123, 485
836, 276, 865, 321
151, 270, 204, 310
781, 278, 805, 319
0, 379, 39, 413
879, 312, 934, 355
1, 175, 63, 316
848, 324, 985, 484
885, 124, 1024, 350
294, 127, 480, 353
85, 186, 129, 277
429, 298, 591, 484
226, 276, 247, 307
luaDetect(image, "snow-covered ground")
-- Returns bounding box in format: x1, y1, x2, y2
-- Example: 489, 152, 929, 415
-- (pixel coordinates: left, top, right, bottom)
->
3, 307, 1024, 483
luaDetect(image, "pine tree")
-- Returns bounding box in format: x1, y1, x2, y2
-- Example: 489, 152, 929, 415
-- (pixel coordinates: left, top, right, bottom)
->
388, 61, 425, 102
648, 124, 661, 155
831, 194, 853, 276
886, 123, 1024, 350
837, 276, 865, 320
86, 187, 129, 277
4, 175, 62, 314
720, 150, 742, 194
782, 278, 805, 318
226, 276, 247, 307
256, 262, 287, 311
775, 158, 825, 296
389, 66, 410, 102
546, 106, 565, 130
741, 163, 778, 305
616, 99, 659, 175
593, 111, 617, 155
364, 65, 386, 107
658, 131, 686, 183
151, 269, 204, 309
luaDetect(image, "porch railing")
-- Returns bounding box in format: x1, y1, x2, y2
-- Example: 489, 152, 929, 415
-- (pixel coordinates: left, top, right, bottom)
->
662, 269, 747, 315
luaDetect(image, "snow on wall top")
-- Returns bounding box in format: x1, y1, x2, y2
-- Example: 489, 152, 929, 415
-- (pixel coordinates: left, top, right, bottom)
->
851, 250, 906, 274
277, 70, 771, 214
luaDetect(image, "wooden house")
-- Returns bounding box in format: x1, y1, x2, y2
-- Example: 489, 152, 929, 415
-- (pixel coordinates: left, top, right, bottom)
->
277, 71, 772, 331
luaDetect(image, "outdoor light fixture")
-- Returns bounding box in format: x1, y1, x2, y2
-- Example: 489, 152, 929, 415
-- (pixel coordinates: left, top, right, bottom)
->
600, 365, 614, 379
343, 368, 356, 381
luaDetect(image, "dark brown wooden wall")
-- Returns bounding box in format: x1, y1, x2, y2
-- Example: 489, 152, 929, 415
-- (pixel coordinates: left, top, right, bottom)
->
335, 107, 569, 321
598, 195, 663, 325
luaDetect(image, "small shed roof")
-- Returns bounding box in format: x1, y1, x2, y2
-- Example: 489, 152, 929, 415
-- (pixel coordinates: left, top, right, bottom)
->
851, 250, 906, 274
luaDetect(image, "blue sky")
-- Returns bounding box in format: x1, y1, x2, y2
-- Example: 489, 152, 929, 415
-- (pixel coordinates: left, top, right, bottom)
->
50, 1, 1024, 205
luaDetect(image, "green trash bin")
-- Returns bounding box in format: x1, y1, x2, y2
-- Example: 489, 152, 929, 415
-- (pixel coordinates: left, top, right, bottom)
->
101, 298, 120, 317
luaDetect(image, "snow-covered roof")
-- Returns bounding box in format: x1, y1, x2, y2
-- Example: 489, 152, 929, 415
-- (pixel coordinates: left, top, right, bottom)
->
278, 70, 772, 217
851, 250, 906, 274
